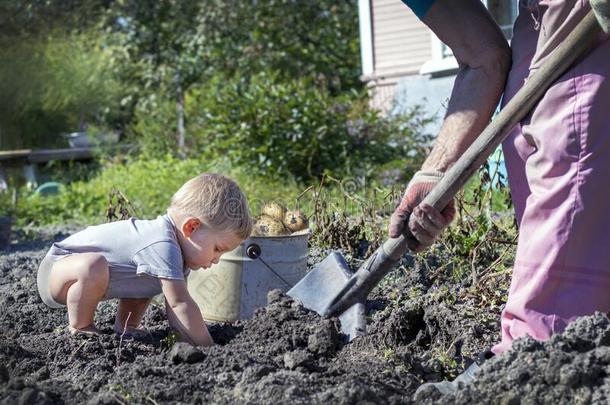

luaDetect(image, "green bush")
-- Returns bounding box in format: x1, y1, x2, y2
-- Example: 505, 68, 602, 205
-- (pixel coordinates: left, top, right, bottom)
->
163, 72, 432, 181
192, 0, 362, 93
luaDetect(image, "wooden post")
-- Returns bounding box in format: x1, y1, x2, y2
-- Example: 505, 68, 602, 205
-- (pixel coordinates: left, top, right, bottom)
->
0, 165, 7, 192
176, 72, 186, 156
0, 216, 11, 250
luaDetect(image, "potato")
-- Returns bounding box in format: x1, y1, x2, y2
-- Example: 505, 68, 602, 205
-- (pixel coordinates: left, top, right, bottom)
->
261, 202, 287, 222
284, 210, 308, 232
252, 215, 290, 236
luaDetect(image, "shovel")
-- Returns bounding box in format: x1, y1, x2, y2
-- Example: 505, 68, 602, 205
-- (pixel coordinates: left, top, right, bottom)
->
288, 10, 603, 341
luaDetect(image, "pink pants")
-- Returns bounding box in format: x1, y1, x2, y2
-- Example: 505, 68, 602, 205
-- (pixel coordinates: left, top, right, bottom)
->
493, 1, 610, 354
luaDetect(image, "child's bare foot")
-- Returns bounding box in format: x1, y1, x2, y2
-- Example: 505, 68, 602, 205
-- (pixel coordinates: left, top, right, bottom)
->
68, 325, 102, 336
114, 326, 151, 339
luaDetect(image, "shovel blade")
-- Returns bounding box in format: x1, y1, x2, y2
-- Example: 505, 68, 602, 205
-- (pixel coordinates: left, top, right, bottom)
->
287, 251, 366, 341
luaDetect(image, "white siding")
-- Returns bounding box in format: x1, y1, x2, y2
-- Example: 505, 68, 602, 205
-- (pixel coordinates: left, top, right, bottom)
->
366, 0, 433, 112
371, 0, 432, 77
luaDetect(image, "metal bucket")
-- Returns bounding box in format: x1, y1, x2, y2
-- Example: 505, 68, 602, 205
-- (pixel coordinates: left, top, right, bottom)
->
187, 230, 309, 322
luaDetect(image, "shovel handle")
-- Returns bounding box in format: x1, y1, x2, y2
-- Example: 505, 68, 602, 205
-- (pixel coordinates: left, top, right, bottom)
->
325, 10, 602, 318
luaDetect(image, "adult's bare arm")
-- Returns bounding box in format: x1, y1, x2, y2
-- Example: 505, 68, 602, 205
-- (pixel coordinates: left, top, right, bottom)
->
389, 0, 511, 249
420, 0, 512, 172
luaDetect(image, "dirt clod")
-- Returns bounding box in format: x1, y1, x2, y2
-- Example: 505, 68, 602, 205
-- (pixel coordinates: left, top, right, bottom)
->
307, 319, 340, 355
435, 313, 610, 404
170, 342, 206, 364
283, 349, 313, 370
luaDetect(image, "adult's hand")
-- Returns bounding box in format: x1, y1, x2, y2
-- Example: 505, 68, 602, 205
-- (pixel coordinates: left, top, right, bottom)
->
591, 0, 610, 33
388, 171, 456, 252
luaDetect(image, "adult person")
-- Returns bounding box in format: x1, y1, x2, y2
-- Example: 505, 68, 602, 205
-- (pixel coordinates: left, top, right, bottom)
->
389, 0, 610, 393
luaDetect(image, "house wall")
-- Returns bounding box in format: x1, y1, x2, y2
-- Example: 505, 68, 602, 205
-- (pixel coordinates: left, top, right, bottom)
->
365, 0, 436, 112
371, 0, 431, 77
391, 74, 455, 135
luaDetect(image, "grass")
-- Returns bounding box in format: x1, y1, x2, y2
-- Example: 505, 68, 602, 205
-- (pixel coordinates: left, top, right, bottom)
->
2, 155, 306, 227
3, 153, 517, 297
107, 384, 134, 403
161, 331, 181, 349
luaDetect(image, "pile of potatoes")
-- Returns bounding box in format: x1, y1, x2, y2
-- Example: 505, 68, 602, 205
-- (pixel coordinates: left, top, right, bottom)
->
251, 202, 309, 237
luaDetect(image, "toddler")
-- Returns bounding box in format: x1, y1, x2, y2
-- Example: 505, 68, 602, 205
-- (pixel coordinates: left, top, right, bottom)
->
37, 173, 252, 346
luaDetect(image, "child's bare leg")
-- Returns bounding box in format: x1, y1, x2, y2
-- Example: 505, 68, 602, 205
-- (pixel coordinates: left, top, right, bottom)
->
114, 298, 151, 334
48, 253, 109, 332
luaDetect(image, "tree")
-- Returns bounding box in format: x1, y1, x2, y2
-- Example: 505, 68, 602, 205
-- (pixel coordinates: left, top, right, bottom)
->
0, 0, 363, 153
191, 0, 361, 93
102, 0, 210, 154
105, 0, 361, 153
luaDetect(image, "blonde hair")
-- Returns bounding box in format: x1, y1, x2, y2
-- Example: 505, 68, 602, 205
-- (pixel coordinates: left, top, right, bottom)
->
168, 173, 252, 239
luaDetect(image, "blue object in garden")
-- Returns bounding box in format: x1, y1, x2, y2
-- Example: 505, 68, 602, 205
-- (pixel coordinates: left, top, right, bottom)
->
486, 103, 508, 188
487, 146, 508, 188
34, 182, 63, 196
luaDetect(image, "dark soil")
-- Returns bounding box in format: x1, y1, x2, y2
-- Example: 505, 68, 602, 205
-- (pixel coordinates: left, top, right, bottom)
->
417, 313, 610, 404
1, 228, 609, 404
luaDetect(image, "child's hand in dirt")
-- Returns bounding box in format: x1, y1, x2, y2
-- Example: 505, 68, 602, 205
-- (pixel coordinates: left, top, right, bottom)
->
388, 171, 455, 252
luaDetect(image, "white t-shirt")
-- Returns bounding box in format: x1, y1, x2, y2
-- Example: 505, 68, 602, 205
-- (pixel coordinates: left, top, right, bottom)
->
45, 214, 189, 299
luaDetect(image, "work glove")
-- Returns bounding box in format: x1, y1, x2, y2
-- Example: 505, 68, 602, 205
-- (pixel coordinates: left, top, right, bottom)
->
591, 0, 610, 33
388, 171, 456, 252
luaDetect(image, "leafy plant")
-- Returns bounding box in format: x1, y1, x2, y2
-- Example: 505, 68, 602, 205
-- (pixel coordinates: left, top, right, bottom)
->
430, 346, 460, 379
9, 156, 204, 226
128, 97, 178, 158
161, 330, 181, 349
176, 72, 431, 181
107, 384, 134, 402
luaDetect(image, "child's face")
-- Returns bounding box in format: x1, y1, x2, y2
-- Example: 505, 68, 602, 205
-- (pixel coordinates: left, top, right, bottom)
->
181, 221, 243, 270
